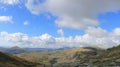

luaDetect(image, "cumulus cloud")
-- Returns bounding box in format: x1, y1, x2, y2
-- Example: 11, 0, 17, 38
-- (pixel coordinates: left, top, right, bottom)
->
23, 20, 29, 25
25, 0, 46, 15
0, 0, 120, 48
0, 16, 13, 23
57, 29, 64, 37
0, 32, 28, 42
85, 27, 109, 38
25, 0, 120, 29
0, 0, 20, 5
1, 27, 120, 48
113, 28, 120, 36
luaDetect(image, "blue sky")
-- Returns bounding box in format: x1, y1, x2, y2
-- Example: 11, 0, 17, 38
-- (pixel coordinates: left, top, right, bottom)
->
0, 0, 120, 48
0, 2, 84, 37
0, 4, 57, 37
99, 11, 120, 31
0, 4, 120, 37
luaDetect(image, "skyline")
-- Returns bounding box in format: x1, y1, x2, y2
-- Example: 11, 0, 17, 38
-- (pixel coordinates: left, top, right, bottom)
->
0, 0, 120, 48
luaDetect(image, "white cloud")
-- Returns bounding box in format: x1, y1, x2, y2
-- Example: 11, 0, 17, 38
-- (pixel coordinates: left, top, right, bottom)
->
23, 21, 29, 25
113, 28, 120, 36
0, 16, 13, 23
25, 0, 46, 15
1, 27, 120, 48
0, 0, 20, 5
85, 27, 109, 38
0, 31, 8, 36
0, 32, 28, 42
25, 0, 120, 30
57, 29, 64, 37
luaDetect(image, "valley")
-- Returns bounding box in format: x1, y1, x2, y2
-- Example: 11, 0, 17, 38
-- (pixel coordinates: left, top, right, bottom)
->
0, 45, 120, 67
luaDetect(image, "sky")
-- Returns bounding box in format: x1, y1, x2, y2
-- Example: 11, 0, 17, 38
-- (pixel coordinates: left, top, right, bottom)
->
0, 0, 120, 48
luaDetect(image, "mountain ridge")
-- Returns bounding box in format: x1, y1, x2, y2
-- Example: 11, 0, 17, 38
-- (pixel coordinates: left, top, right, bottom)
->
54, 45, 120, 67
0, 46, 74, 54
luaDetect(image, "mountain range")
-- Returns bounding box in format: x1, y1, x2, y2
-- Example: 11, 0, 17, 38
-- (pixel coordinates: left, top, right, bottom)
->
0, 45, 120, 67
0, 46, 73, 54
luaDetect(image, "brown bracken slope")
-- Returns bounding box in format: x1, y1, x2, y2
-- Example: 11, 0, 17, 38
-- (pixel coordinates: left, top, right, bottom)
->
0, 51, 43, 67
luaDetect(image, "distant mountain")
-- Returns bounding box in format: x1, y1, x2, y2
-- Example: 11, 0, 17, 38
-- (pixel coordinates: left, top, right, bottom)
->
0, 46, 73, 54
0, 46, 27, 54
0, 51, 43, 67
25, 48, 57, 52
11, 46, 21, 49
25, 47, 73, 52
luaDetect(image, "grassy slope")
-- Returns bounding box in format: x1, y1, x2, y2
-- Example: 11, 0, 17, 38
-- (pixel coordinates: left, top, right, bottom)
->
79, 45, 120, 66
0, 52, 42, 67
16, 47, 104, 64
14, 45, 120, 67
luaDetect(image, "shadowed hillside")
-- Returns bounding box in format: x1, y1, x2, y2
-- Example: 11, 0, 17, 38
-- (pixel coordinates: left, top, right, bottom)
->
0, 52, 43, 67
